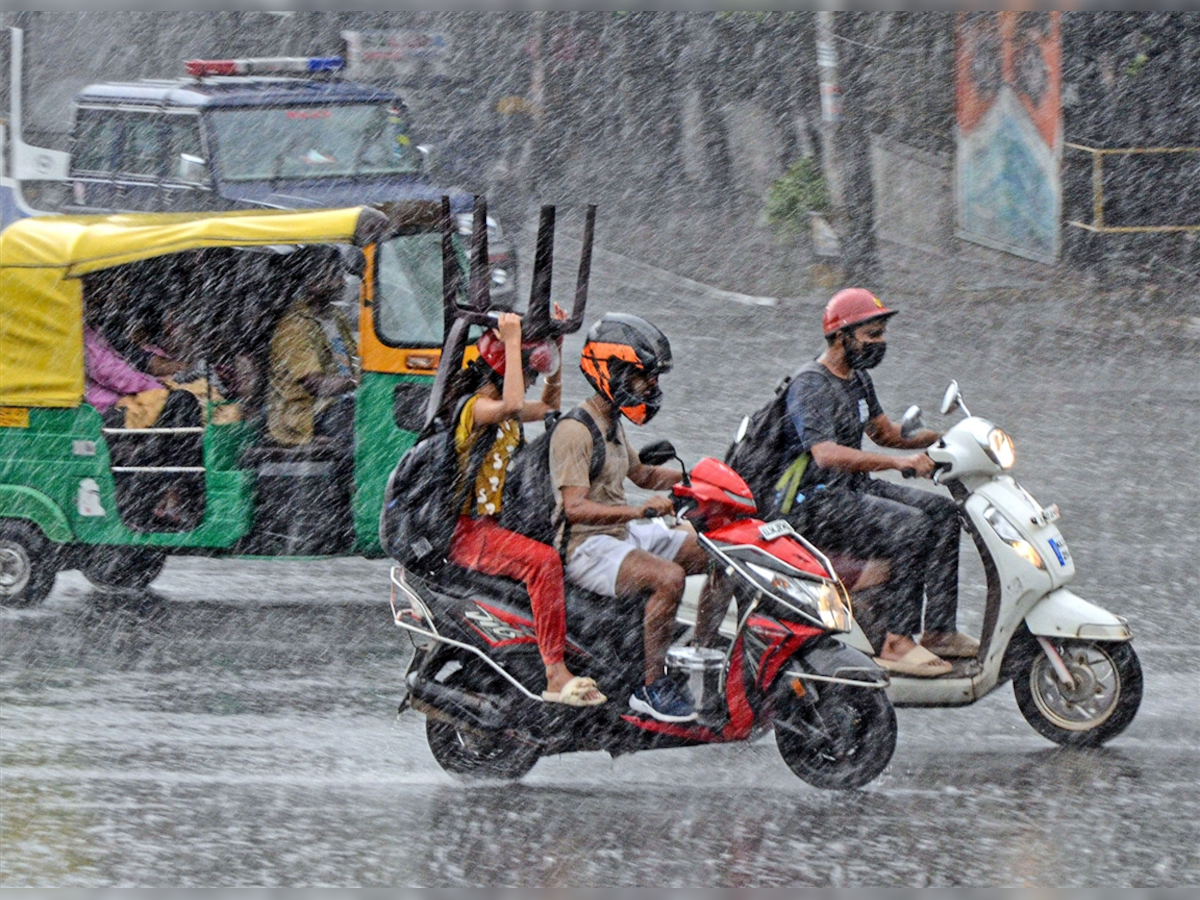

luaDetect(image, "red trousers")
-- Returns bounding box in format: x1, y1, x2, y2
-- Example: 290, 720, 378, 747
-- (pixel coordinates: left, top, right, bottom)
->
449, 516, 567, 667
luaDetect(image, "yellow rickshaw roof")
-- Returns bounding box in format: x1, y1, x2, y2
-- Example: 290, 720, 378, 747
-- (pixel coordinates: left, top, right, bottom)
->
0, 207, 380, 276
0, 207, 384, 409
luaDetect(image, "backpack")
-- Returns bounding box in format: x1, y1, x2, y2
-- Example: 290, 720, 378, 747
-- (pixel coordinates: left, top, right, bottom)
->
379, 396, 495, 570
497, 406, 605, 550
724, 362, 822, 518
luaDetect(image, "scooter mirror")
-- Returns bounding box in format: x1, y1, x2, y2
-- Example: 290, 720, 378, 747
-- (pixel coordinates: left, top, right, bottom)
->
940, 381, 962, 416
638, 440, 677, 467
900, 405, 926, 440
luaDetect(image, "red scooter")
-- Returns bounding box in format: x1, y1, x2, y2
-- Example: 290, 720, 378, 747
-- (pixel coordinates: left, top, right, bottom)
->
390, 443, 897, 789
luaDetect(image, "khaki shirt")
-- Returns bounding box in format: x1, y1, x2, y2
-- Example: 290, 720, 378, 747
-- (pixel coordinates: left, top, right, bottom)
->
266, 297, 358, 446
549, 397, 639, 555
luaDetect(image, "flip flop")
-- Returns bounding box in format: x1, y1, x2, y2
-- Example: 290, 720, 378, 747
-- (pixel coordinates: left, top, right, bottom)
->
920, 631, 981, 659
874, 645, 953, 677
542, 676, 607, 707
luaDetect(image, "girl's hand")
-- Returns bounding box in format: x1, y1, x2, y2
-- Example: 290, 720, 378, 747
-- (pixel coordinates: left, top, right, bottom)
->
496, 311, 522, 346
552, 303, 566, 347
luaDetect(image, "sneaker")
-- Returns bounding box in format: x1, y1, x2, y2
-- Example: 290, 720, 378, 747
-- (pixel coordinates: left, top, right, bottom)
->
629, 675, 698, 723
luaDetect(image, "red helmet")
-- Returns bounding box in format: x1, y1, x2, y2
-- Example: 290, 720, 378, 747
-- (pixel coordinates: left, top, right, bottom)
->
822, 288, 896, 336
476, 328, 561, 378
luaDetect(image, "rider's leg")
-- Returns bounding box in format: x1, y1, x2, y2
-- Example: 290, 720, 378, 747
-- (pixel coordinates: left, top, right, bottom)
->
864, 481, 966, 637
614, 548, 687, 685
671, 529, 733, 648
801, 488, 931, 656
449, 516, 599, 698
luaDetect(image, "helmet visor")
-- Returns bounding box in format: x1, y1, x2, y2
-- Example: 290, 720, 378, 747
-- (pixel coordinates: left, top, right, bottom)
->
524, 341, 561, 376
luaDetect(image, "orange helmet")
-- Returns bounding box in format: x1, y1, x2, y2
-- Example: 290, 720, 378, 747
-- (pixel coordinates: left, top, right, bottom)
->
580, 313, 672, 425
822, 288, 896, 336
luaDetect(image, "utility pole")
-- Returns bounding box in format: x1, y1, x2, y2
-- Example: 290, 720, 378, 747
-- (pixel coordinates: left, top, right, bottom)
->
816, 11, 845, 212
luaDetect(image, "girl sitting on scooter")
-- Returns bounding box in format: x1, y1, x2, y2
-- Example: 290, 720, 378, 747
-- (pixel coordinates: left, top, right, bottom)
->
446, 311, 607, 707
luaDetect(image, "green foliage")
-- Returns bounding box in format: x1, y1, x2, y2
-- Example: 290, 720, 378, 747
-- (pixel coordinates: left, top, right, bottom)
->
766, 157, 829, 239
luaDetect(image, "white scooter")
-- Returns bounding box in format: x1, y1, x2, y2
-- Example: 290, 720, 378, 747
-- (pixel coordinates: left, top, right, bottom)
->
683, 380, 1142, 747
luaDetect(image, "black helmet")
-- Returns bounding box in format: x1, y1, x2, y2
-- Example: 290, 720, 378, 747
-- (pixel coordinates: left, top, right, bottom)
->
579, 313, 672, 425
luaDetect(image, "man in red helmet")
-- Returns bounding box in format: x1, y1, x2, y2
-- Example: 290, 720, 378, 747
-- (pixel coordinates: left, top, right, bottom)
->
773, 288, 978, 677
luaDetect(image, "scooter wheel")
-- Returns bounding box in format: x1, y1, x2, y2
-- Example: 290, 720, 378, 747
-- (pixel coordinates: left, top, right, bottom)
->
423, 659, 539, 782
774, 682, 897, 790
1013, 639, 1142, 747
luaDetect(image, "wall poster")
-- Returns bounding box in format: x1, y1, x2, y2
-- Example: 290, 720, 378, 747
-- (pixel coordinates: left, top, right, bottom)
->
955, 11, 1062, 264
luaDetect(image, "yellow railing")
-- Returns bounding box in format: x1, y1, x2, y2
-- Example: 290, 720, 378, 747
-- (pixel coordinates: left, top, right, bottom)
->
1065, 142, 1200, 233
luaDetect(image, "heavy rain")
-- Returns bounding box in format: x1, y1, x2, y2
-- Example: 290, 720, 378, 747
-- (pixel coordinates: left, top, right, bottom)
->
1, 10, 1198, 889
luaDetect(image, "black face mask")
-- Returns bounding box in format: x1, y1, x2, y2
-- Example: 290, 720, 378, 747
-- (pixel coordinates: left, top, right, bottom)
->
843, 335, 887, 370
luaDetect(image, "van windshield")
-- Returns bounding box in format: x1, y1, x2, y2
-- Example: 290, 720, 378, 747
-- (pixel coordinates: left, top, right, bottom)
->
208, 104, 422, 182
373, 232, 446, 346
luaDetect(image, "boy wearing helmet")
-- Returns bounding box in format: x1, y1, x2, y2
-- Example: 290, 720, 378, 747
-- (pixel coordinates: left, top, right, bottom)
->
778, 288, 978, 677
549, 313, 727, 723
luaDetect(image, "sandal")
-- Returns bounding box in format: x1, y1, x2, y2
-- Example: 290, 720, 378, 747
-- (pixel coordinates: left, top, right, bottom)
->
542, 675, 607, 707
874, 645, 953, 677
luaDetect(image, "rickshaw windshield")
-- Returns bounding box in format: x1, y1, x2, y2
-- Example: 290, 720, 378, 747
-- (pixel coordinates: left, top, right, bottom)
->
372, 231, 445, 347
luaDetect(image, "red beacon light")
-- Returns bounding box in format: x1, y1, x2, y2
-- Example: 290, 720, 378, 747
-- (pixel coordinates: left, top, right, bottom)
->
185, 56, 344, 78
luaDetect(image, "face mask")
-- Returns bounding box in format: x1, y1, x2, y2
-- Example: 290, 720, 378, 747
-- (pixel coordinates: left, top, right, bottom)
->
844, 335, 887, 370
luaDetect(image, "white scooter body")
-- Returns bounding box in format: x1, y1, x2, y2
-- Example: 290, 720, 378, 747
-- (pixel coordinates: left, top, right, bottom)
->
840, 386, 1132, 707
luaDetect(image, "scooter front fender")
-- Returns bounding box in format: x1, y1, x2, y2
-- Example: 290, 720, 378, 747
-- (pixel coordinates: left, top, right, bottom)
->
1024, 587, 1132, 641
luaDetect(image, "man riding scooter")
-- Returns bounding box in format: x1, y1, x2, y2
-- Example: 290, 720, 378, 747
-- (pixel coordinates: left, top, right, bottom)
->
768, 288, 979, 676
549, 313, 731, 722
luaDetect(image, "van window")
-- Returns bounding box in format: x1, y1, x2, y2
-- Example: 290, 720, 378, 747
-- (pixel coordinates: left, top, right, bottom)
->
373, 232, 445, 347
120, 114, 164, 177
73, 109, 122, 173
207, 104, 422, 182
164, 116, 206, 180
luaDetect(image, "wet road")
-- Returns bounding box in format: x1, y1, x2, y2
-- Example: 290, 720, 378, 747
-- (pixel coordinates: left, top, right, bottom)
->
3, 243, 1199, 886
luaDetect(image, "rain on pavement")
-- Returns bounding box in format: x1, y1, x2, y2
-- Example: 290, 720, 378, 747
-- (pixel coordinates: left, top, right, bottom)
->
3, 238, 1198, 887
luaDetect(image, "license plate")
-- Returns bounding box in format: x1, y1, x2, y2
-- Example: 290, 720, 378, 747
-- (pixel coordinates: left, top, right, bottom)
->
1048, 537, 1071, 567
759, 519, 796, 541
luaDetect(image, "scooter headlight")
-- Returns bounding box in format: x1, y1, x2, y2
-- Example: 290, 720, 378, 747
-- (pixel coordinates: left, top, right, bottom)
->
985, 428, 1016, 469
983, 505, 1044, 569
747, 564, 852, 632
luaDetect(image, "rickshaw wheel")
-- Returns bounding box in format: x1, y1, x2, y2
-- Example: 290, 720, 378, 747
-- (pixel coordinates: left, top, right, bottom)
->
0, 520, 57, 608
81, 547, 167, 591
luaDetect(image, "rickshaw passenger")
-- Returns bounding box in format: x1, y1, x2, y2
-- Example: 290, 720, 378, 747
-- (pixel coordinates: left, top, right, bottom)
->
265, 245, 359, 450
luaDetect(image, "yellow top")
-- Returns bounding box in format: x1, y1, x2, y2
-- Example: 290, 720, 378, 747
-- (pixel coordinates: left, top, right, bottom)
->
454, 394, 522, 518
0, 207, 375, 408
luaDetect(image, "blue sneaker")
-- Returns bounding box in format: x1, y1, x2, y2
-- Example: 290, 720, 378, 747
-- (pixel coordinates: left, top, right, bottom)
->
629, 675, 698, 723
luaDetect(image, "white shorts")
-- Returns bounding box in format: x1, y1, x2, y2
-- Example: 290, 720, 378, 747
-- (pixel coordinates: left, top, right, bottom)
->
564, 520, 689, 597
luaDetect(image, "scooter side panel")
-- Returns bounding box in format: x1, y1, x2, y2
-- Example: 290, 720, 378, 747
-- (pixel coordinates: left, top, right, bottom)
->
1023, 587, 1133, 640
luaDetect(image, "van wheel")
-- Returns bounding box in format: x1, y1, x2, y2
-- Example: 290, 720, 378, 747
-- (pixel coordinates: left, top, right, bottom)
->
82, 547, 167, 591
0, 520, 57, 608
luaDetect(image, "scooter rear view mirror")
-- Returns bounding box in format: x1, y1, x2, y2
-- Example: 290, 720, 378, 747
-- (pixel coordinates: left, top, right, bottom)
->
900, 405, 926, 440
637, 440, 677, 467
940, 380, 967, 417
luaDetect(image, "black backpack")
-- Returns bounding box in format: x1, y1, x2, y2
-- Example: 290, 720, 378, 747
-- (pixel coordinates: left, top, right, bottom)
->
498, 406, 605, 550
724, 362, 821, 518
379, 396, 495, 570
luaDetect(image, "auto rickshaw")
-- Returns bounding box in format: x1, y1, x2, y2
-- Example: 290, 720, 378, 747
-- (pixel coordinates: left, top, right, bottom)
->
0, 197, 592, 606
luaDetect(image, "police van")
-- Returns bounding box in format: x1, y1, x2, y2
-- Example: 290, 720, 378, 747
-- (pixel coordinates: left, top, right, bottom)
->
60, 54, 516, 300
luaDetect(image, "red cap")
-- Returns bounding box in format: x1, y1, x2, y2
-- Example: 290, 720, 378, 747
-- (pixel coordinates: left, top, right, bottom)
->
822, 288, 896, 336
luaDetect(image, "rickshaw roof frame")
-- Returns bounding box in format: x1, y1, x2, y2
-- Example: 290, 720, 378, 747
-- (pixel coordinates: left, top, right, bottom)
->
0, 205, 396, 409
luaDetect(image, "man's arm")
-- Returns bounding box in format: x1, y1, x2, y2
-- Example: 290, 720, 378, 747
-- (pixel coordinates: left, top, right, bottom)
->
627, 461, 681, 491
810, 435, 934, 478
560, 485, 672, 525
864, 414, 939, 450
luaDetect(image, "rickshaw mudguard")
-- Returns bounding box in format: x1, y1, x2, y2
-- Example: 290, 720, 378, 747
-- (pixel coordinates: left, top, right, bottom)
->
0, 484, 73, 543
